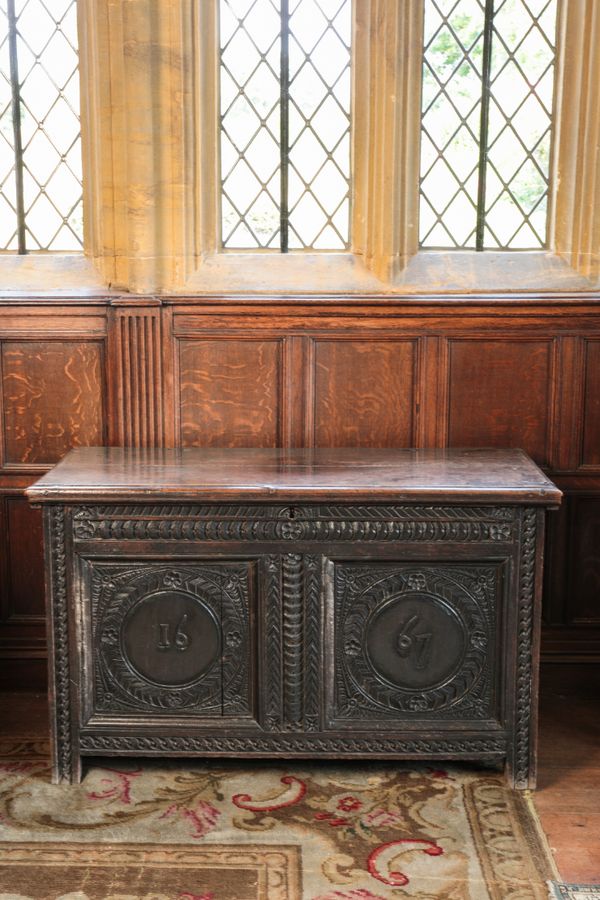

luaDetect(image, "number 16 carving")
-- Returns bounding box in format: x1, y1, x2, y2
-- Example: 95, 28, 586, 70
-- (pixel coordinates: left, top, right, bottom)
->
157, 615, 191, 652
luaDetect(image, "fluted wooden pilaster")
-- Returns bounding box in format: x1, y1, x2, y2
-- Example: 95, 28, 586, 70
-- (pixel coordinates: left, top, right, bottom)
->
108, 303, 166, 447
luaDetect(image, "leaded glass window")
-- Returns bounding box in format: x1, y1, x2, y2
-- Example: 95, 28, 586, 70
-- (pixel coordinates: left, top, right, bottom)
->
0, 0, 82, 252
219, 0, 351, 251
420, 0, 558, 250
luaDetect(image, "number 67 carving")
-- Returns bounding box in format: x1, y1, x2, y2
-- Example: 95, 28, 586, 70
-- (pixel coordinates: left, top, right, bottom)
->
396, 615, 432, 670
157, 615, 191, 652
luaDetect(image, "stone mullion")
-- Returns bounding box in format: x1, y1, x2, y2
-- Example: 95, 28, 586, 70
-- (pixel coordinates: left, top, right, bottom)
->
78, 0, 197, 293
552, 0, 600, 282
352, 0, 423, 281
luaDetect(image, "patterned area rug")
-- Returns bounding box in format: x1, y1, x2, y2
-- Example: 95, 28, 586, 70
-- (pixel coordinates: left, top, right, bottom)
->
0, 738, 557, 899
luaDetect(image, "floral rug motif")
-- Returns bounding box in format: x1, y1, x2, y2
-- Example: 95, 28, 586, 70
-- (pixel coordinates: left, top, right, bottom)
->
0, 739, 556, 899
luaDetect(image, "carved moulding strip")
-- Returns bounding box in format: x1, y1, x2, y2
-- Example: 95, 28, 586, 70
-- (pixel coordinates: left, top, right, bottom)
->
303, 555, 321, 732
72, 505, 517, 543
282, 553, 303, 730
79, 733, 506, 756
48, 506, 72, 783
263, 556, 283, 731
513, 508, 537, 788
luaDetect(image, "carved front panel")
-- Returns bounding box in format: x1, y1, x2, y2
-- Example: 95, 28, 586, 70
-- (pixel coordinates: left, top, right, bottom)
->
328, 562, 503, 726
82, 561, 255, 720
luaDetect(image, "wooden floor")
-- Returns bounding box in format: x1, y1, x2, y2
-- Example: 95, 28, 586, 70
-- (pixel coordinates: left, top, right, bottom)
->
0, 663, 598, 884
536, 663, 600, 883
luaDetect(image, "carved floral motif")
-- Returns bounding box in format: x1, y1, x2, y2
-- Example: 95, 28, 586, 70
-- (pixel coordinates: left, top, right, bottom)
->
332, 564, 498, 720
73, 504, 517, 543
88, 562, 252, 717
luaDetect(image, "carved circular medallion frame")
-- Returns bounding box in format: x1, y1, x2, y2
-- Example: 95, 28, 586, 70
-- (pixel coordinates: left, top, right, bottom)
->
94, 565, 241, 711
339, 566, 492, 715
121, 589, 221, 688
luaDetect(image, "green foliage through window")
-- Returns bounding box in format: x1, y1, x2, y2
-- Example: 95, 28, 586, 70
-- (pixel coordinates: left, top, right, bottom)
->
420, 0, 558, 250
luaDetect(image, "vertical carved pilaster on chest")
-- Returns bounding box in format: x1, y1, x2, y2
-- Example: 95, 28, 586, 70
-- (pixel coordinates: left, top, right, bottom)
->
511, 507, 538, 789
44, 506, 79, 784
303, 554, 322, 732
263, 555, 283, 731
270, 551, 322, 734
107, 303, 165, 448
282, 553, 303, 731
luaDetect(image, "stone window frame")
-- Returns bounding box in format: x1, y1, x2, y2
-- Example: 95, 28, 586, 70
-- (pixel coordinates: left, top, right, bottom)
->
1, 0, 598, 295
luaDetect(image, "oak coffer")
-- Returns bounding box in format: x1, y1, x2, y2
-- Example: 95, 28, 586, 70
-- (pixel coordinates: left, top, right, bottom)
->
27, 447, 561, 788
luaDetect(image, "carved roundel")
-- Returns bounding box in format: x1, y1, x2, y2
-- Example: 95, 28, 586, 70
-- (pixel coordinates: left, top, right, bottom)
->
366, 592, 467, 691
92, 564, 245, 712
337, 565, 495, 716
122, 590, 221, 687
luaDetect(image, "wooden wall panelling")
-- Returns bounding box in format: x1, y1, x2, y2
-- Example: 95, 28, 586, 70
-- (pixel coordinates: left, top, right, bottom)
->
0, 492, 46, 690
446, 338, 556, 467
542, 494, 570, 627
309, 338, 418, 448
1, 339, 106, 468
2, 496, 45, 622
176, 334, 285, 448
566, 494, 600, 625
417, 335, 449, 447
581, 339, 600, 469
283, 335, 310, 448
0, 303, 109, 688
107, 303, 167, 447
2, 297, 600, 687
553, 336, 586, 472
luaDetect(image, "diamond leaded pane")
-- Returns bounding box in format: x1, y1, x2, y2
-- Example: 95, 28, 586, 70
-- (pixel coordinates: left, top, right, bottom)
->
0, 0, 82, 252
219, 0, 351, 251
419, 0, 558, 250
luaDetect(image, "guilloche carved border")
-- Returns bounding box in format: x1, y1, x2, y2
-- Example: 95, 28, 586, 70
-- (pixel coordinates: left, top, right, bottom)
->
513, 508, 537, 788
48, 506, 72, 783
79, 733, 506, 756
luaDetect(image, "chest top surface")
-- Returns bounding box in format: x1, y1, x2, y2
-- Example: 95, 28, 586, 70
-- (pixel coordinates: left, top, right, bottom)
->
26, 447, 562, 507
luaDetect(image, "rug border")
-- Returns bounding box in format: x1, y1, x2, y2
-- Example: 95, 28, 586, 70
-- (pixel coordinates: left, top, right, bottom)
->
548, 885, 600, 900
0, 841, 303, 899
463, 776, 559, 899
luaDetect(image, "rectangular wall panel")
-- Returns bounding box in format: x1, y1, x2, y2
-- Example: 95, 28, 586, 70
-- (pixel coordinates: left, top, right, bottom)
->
178, 339, 282, 448
447, 339, 553, 465
567, 497, 600, 625
1, 341, 105, 467
4, 498, 44, 621
3, 300, 600, 685
312, 340, 416, 447
582, 340, 600, 468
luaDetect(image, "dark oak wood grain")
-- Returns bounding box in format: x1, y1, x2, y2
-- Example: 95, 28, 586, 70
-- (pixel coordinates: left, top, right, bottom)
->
4, 498, 44, 620
0, 294, 599, 687
28, 446, 558, 787
567, 496, 600, 625
178, 339, 282, 448
26, 447, 562, 505
582, 340, 600, 468
1, 340, 105, 466
108, 306, 164, 448
312, 340, 416, 447
447, 339, 553, 466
